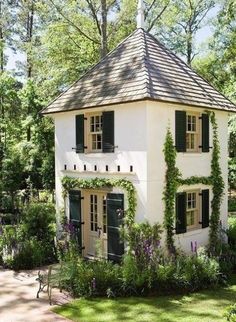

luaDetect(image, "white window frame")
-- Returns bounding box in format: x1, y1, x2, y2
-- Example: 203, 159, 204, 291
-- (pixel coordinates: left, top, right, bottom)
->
186, 112, 200, 153
86, 113, 103, 153
186, 190, 200, 231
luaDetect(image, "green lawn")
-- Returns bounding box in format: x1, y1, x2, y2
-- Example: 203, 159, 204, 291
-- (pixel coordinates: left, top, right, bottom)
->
53, 282, 236, 322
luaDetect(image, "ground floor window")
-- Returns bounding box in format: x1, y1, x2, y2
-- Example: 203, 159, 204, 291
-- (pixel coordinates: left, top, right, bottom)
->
176, 188, 209, 234
186, 191, 199, 230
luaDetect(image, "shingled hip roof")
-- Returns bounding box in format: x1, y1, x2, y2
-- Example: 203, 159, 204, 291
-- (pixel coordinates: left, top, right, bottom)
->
41, 28, 236, 114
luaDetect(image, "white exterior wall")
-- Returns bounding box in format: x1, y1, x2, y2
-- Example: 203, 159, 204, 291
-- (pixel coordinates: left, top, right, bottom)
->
53, 101, 148, 223
147, 101, 228, 252
52, 99, 228, 253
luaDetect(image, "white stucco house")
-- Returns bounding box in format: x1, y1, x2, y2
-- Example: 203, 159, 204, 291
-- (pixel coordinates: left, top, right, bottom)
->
41, 22, 236, 261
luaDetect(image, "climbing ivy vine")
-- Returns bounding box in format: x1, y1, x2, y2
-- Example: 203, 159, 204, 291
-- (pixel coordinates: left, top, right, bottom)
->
163, 128, 181, 254
209, 112, 225, 253
61, 176, 137, 226
163, 112, 224, 253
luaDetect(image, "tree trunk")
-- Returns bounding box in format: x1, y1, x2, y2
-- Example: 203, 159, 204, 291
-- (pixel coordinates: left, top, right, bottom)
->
100, 0, 108, 58
186, 30, 193, 66
0, 1, 4, 72
26, 0, 34, 141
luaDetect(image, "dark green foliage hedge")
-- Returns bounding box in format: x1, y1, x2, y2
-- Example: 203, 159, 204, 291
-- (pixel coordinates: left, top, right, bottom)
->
58, 245, 221, 298
0, 201, 57, 270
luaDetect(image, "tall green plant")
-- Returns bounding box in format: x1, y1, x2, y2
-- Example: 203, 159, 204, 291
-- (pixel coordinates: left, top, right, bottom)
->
209, 112, 224, 253
163, 127, 180, 253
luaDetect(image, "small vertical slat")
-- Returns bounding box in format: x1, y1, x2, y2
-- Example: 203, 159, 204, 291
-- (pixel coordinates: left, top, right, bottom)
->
176, 192, 187, 234
102, 111, 114, 153
75, 115, 84, 153
202, 189, 210, 228
202, 114, 210, 152
107, 193, 124, 262
175, 111, 186, 152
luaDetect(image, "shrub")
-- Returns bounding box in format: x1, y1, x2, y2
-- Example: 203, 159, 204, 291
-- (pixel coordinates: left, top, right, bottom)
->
0, 202, 57, 270
12, 239, 45, 270
224, 303, 236, 322
22, 202, 56, 242
59, 255, 122, 297
228, 217, 236, 250
229, 198, 236, 213
176, 249, 220, 291
122, 252, 152, 294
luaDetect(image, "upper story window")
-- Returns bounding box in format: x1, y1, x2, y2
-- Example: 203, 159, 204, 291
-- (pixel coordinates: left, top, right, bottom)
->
75, 111, 114, 154
89, 114, 103, 152
175, 110, 209, 153
186, 113, 199, 152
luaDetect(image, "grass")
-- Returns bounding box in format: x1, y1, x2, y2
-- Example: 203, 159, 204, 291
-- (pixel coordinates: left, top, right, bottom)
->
53, 278, 236, 322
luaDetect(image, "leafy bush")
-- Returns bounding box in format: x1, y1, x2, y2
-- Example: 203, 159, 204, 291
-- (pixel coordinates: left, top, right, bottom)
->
229, 198, 236, 213
121, 247, 220, 295
175, 249, 220, 291
224, 303, 236, 322
21, 202, 56, 241
12, 239, 55, 270
59, 255, 122, 297
0, 201, 57, 270
228, 216, 236, 250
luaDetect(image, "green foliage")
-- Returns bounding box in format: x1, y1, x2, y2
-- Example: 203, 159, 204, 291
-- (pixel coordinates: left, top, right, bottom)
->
224, 303, 236, 322
57, 247, 221, 297
229, 199, 236, 213
59, 255, 122, 297
163, 127, 180, 253
229, 159, 236, 191
62, 176, 137, 226
22, 202, 56, 241
228, 217, 236, 250
0, 201, 57, 270
12, 239, 54, 270
163, 113, 224, 253
209, 113, 225, 253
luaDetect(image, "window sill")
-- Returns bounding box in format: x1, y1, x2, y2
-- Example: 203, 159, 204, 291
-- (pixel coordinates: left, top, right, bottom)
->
179, 152, 207, 156
176, 227, 209, 237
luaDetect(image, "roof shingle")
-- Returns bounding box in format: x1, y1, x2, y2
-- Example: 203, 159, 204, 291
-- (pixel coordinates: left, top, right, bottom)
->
41, 28, 236, 114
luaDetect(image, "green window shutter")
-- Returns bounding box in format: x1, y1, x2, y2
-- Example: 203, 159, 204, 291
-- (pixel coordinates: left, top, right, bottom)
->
201, 114, 210, 152
102, 111, 114, 153
176, 192, 187, 234
107, 193, 124, 262
175, 111, 186, 152
69, 190, 84, 250
201, 189, 209, 228
75, 115, 84, 153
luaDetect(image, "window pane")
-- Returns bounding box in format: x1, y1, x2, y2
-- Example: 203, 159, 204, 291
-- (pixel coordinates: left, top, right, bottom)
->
187, 210, 195, 226
192, 116, 196, 131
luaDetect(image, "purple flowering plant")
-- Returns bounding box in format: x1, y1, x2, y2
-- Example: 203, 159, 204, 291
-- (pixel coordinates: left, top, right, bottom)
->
125, 222, 162, 270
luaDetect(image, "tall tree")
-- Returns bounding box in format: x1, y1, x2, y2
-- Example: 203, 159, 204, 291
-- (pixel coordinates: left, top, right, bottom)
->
156, 0, 215, 65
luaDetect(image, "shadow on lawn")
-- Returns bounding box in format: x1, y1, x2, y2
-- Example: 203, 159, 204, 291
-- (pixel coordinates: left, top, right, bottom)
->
54, 285, 236, 322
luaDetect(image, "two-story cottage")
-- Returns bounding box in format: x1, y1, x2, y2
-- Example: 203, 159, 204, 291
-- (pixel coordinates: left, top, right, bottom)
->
41, 6, 236, 261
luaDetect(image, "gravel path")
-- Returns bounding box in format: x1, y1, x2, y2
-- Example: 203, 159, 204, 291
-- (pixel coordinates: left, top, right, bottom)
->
0, 267, 72, 322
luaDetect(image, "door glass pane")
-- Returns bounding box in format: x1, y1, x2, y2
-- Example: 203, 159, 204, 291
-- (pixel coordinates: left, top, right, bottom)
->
90, 194, 98, 232
103, 196, 107, 234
